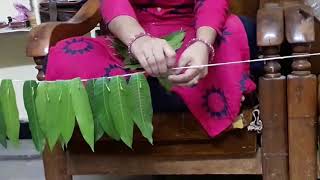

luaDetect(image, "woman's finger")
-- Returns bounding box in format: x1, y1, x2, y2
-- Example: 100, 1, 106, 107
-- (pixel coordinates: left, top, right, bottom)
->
144, 48, 159, 76
163, 43, 176, 68
135, 51, 152, 75
152, 45, 167, 75
177, 74, 201, 87
174, 55, 191, 75
168, 68, 200, 84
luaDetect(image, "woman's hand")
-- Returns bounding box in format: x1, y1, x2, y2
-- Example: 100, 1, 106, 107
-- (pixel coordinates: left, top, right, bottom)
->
131, 36, 176, 76
168, 42, 209, 86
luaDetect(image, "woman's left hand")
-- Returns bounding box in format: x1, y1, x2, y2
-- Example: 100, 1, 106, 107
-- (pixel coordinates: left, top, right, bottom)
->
168, 41, 209, 86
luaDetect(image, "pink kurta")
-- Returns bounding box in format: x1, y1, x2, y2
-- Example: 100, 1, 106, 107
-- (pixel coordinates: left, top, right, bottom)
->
46, 0, 256, 137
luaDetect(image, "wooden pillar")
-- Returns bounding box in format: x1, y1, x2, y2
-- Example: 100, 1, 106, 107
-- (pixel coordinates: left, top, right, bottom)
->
257, 3, 289, 180
285, 4, 318, 180
42, 145, 72, 180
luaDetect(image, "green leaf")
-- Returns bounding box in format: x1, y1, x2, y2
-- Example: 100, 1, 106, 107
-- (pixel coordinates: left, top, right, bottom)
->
128, 74, 153, 144
36, 82, 61, 150
35, 83, 49, 146
124, 64, 142, 71
163, 31, 186, 51
109, 76, 133, 148
0, 80, 20, 147
0, 110, 6, 148
158, 77, 173, 92
57, 81, 75, 146
23, 80, 45, 152
70, 78, 94, 151
86, 80, 104, 142
93, 78, 120, 140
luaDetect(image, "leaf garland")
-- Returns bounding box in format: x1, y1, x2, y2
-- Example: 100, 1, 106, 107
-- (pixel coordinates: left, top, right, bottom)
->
36, 82, 62, 150
69, 78, 95, 151
86, 80, 104, 142
0, 80, 20, 147
108, 76, 134, 148
93, 78, 120, 140
1, 74, 155, 151
23, 80, 45, 152
57, 81, 75, 146
0, 106, 6, 148
128, 74, 153, 144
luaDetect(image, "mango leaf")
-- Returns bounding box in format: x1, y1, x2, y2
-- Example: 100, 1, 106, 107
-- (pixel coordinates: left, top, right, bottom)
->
35, 83, 49, 146
23, 80, 45, 152
93, 78, 120, 140
109, 76, 133, 148
0, 80, 20, 147
86, 80, 104, 142
128, 74, 153, 144
36, 82, 62, 150
164, 31, 186, 51
70, 78, 94, 151
0, 110, 6, 148
57, 81, 76, 146
158, 77, 173, 92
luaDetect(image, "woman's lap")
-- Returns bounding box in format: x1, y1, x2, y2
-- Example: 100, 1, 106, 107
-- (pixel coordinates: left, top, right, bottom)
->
44, 15, 257, 137
44, 15, 258, 113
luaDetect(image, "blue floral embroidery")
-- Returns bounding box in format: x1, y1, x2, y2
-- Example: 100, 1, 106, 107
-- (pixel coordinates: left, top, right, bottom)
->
202, 87, 229, 118
104, 64, 129, 78
104, 64, 122, 77
215, 27, 232, 47
240, 74, 250, 92
63, 38, 93, 55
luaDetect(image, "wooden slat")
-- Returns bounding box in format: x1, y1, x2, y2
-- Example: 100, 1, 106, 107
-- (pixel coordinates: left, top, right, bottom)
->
71, 112, 254, 143
67, 149, 262, 176
68, 130, 256, 157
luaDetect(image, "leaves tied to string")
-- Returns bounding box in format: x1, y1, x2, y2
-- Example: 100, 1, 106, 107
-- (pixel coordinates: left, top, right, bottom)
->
92, 78, 120, 141
23, 80, 45, 152
0, 80, 20, 147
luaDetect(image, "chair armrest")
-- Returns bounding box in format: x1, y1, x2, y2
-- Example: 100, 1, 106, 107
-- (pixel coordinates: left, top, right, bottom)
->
26, 0, 101, 57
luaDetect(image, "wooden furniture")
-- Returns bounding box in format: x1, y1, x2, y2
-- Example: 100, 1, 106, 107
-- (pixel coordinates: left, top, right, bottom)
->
257, 3, 288, 180
26, 0, 319, 179
285, 3, 317, 180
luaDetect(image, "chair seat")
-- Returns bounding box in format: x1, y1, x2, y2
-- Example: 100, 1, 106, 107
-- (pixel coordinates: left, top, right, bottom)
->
69, 112, 257, 158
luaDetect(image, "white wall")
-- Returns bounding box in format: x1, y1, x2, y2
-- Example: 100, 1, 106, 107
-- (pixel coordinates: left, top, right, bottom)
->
0, 32, 36, 121
0, 0, 31, 22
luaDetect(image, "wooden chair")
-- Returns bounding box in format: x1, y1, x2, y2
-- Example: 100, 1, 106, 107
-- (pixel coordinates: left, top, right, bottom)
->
26, 0, 318, 180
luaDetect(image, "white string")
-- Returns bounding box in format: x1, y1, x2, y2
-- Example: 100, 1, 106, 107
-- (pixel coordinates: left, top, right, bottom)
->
6, 52, 320, 83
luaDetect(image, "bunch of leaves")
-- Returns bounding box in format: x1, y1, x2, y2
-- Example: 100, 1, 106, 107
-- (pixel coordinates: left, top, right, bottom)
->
0, 80, 20, 148
24, 79, 94, 152
113, 31, 186, 91
22, 74, 153, 151
85, 74, 154, 148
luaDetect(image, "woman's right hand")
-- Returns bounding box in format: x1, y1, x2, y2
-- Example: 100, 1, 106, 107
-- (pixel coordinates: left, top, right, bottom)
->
130, 36, 176, 77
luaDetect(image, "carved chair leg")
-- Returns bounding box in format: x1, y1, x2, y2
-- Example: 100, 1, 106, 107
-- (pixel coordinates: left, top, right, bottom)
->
257, 3, 289, 180
284, 4, 318, 180
43, 145, 72, 180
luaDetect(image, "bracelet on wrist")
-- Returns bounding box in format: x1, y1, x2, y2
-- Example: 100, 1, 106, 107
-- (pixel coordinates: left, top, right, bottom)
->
187, 38, 215, 62
128, 32, 151, 58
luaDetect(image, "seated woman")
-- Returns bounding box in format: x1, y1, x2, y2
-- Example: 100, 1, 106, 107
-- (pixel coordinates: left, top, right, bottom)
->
45, 0, 256, 137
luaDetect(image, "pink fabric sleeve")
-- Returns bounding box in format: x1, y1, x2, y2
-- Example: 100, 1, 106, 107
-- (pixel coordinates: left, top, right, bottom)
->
195, 0, 229, 35
100, 0, 137, 24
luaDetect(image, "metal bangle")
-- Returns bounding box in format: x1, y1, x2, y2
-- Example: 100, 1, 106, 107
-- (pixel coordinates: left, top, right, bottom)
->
128, 32, 151, 58
187, 38, 215, 62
